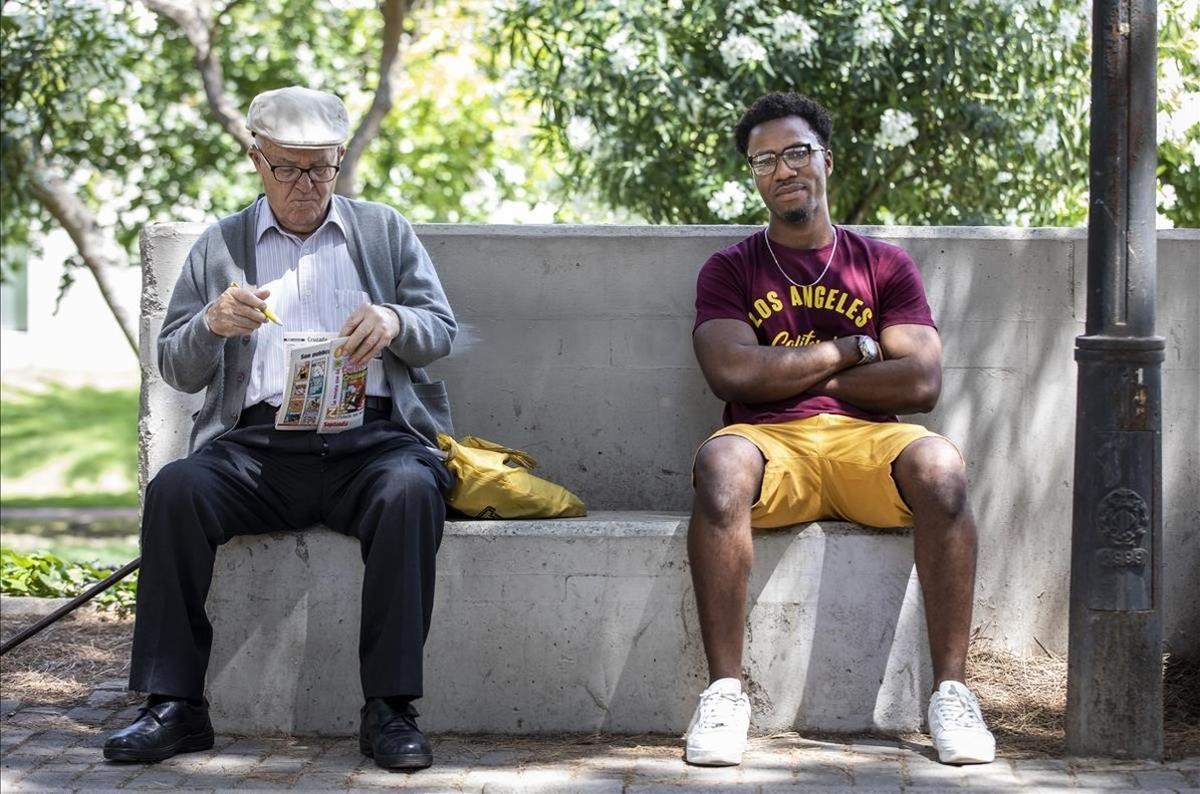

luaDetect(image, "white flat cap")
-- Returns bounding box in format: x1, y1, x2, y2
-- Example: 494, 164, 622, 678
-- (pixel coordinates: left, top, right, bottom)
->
246, 86, 349, 149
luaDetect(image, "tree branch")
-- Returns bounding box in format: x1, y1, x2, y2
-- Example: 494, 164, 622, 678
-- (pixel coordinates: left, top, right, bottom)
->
29, 166, 138, 354
842, 157, 908, 225
336, 0, 421, 197
138, 0, 253, 150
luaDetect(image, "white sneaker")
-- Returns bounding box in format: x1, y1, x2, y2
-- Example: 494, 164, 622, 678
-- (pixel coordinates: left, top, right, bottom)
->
684, 678, 751, 766
927, 680, 996, 764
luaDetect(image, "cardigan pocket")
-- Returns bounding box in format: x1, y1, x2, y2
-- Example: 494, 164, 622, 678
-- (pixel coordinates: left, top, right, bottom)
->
412, 380, 454, 437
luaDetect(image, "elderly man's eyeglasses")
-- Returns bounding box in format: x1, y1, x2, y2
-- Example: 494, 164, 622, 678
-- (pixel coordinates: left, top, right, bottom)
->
254, 149, 340, 183
747, 144, 830, 177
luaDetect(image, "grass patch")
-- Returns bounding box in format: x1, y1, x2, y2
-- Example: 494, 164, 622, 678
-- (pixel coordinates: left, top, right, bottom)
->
0, 492, 139, 509
0, 381, 138, 503
0, 515, 139, 568
0, 536, 139, 569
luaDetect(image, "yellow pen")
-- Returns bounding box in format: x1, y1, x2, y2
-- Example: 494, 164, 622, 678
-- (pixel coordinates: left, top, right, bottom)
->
230, 281, 282, 325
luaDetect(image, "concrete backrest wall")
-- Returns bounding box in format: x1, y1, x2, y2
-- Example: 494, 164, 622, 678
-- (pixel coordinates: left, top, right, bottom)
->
139, 224, 1200, 658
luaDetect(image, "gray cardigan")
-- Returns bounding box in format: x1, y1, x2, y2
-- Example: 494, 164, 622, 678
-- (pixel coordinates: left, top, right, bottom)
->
158, 195, 456, 452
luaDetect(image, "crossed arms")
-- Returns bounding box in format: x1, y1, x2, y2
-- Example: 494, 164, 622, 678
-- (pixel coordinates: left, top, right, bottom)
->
692, 319, 942, 415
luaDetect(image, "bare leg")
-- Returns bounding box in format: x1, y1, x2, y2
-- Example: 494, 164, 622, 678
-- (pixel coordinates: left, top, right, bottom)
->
892, 437, 977, 686
688, 436, 765, 683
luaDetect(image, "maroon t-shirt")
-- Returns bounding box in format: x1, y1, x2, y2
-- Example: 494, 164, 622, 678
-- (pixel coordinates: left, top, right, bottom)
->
694, 226, 936, 427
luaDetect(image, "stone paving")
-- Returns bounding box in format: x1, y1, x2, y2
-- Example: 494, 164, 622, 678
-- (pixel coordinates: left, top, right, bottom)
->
2, 689, 1197, 792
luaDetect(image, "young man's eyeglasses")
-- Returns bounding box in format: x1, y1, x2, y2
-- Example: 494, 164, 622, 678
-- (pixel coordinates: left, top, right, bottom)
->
254, 148, 340, 183
747, 144, 830, 177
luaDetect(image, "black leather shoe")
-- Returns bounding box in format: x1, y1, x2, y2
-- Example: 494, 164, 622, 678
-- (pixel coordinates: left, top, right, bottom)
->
359, 698, 433, 769
103, 697, 214, 762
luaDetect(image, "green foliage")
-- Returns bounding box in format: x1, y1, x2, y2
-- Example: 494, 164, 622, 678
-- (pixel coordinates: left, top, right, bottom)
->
492, 0, 1200, 227
0, 548, 137, 613
359, 2, 562, 222
0, 493, 139, 509
1155, 7, 1200, 229
0, 383, 138, 498
0, 0, 557, 282
1, 0, 145, 267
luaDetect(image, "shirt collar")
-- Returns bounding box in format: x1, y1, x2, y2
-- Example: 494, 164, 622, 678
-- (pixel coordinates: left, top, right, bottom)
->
255, 195, 346, 243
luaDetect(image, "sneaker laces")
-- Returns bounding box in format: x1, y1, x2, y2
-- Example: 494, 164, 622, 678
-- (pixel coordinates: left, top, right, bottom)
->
696, 690, 745, 730
933, 686, 986, 730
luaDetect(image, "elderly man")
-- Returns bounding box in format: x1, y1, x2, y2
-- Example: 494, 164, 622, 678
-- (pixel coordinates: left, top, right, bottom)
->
104, 86, 455, 770
683, 92, 995, 767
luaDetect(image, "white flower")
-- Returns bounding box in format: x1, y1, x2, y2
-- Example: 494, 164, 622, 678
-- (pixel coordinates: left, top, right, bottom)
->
854, 9, 893, 48
774, 11, 818, 54
129, 5, 158, 35
1158, 183, 1178, 210
1185, 139, 1200, 172
1056, 10, 1082, 41
707, 180, 755, 220
295, 43, 316, 73
565, 116, 595, 150
874, 108, 918, 149
667, 0, 683, 10
489, 200, 557, 224
462, 170, 502, 210
1161, 58, 1185, 99
1157, 63, 1200, 145
499, 161, 527, 186
721, 32, 768, 69
1034, 119, 1059, 156
604, 30, 644, 75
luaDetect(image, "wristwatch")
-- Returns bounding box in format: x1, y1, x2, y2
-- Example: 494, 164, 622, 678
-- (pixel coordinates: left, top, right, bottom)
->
855, 334, 881, 365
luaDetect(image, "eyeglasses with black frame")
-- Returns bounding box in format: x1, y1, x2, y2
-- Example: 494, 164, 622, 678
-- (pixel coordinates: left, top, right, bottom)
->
253, 148, 341, 183
747, 144, 830, 177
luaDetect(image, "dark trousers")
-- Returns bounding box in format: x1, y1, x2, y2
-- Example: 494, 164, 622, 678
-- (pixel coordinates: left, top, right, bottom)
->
128, 404, 452, 701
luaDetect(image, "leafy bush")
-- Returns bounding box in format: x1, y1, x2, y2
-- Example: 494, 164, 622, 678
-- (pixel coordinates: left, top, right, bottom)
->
493, 0, 1200, 228
0, 548, 137, 614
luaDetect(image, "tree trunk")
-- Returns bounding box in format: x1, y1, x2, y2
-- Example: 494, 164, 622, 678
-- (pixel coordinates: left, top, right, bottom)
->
29, 168, 139, 354
842, 159, 907, 226
336, 0, 421, 197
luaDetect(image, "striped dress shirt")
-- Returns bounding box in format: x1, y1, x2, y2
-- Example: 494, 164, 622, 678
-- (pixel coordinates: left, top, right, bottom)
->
243, 197, 389, 408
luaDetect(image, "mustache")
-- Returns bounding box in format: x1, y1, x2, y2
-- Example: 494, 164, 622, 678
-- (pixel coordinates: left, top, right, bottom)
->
774, 180, 808, 194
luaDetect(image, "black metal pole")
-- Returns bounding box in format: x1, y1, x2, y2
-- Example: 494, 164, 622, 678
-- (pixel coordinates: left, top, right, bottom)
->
0, 557, 141, 657
1067, 0, 1163, 759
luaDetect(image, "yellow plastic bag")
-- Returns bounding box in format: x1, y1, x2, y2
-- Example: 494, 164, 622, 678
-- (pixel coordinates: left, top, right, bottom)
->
437, 434, 587, 519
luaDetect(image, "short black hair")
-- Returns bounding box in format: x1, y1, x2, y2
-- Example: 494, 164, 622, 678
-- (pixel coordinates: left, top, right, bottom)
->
734, 93, 833, 156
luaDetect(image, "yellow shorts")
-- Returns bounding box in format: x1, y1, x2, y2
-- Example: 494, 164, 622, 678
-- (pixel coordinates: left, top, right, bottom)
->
701, 414, 952, 529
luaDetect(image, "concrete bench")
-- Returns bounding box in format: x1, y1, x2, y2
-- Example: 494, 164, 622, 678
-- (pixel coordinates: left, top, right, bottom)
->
204, 517, 927, 734
139, 224, 1200, 735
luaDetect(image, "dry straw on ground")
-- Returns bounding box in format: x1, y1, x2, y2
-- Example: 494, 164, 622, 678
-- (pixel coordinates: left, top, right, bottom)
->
1, 608, 1196, 760
968, 641, 1199, 760
1, 607, 134, 707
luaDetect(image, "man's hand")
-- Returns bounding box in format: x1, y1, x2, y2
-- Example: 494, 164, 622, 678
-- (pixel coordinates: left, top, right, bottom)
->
693, 319, 860, 404
339, 304, 401, 367
206, 286, 271, 337
806, 324, 943, 414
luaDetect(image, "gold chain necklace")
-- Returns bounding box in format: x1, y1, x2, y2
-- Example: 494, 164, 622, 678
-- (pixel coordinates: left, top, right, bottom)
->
763, 226, 838, 288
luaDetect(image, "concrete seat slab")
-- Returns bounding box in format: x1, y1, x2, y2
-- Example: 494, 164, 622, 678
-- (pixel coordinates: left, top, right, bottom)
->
206, 513, 928, 735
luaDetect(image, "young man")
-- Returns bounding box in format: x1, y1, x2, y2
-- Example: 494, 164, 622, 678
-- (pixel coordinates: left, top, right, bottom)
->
684, 92, 995, 766
104, 87, 455, 770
